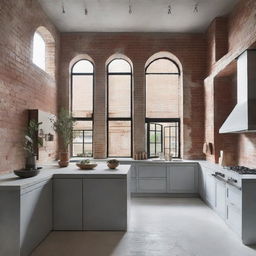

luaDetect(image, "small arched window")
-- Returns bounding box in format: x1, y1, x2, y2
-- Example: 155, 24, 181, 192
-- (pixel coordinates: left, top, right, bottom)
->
145, 57, 181, 158
33, 32, 46, 70
32, 26, 55, 76
71, 59, 94, 157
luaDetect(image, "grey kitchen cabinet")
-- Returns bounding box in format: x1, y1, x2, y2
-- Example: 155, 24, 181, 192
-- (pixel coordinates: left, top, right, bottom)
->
205, 172, 216, 208
53, 179, 83, 230
20, 180, 52, 256
169, 164, 198, 193
137, 178, 167, 193
215, 178, 226, 219
138, 164, 166, 178
136, 164, 167, 193
0, 179, 52, 256
83, 178, 128, 230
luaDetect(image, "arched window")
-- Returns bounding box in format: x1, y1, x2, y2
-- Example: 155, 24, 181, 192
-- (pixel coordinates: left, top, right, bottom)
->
32, 26, 55, 76
33, 32, 46, 70
107, 58, 132, 157
71, 59, 94, 157
145, 57, 181, 158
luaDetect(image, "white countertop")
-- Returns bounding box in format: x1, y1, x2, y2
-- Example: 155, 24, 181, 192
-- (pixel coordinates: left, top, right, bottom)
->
0, 163, 131, 191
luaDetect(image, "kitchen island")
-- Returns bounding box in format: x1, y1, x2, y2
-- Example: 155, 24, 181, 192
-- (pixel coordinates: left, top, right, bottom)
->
0, 164, 131, 256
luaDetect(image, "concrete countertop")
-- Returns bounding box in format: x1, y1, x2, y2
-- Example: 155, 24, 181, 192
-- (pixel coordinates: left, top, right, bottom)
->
0, 163, 131, 191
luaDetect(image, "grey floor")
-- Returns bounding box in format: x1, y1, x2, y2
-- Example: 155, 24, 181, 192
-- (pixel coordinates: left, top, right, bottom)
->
32, 198, 256, 256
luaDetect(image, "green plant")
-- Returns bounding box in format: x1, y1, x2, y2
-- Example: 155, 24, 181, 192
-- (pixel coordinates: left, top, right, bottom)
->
24, 120, 43, 155
80, 159, 91, 164
51, 108, 75, 151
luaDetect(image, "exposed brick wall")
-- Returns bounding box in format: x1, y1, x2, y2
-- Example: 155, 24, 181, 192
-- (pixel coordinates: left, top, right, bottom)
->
205, 0, 256, 167
59, 33, 206, 159
0, 0, 60, 173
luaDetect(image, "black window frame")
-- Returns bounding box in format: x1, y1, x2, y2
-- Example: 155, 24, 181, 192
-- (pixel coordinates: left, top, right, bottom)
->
145, 57, 181, 159
71, 59, 94, 157
107, 58, 133, 158
145, 118, 181, 159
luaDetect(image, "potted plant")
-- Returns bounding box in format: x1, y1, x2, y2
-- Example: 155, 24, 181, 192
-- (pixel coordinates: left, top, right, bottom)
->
24, 120, 43, 169
51, 108, 75, 167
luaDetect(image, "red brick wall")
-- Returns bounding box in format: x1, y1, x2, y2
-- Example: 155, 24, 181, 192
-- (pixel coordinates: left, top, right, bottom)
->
0, 0, 59, 173
205, 0, 256, 167
59, 33, 206, 159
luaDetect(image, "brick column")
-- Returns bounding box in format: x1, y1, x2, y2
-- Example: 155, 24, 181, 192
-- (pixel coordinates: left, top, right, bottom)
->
133, 64, 146, 157
93, 61, 107, 158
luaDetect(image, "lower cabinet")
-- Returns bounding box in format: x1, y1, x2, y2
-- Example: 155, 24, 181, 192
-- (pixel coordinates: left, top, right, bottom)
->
20, 180, 52, 256
205, 172, 216, 208
131, 163, 199, 194
215, 179, 226, 219
168, 164, 198, 193
53, 179, 83, 230
83, 179, 127, 230
53, 178, 128, 231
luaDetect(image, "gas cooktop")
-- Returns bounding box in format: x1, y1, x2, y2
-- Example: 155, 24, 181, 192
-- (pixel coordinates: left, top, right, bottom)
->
226, 166, 256, 175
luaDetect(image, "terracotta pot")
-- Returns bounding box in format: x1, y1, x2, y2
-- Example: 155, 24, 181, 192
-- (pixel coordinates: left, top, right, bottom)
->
58, 152, 69, 167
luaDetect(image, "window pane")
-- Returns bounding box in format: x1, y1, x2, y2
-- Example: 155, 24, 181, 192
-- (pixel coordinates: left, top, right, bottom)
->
108, 59, 131, 73
72, 121, 93, 157
72, 75, 93, 118
146, 59, 178, 73
33, 32, 45, 70
146, 75, 179, 118
73, 60, 93, 73
108, 75, 131, 117
108, 121, 131, 157
73, 144, 83, 156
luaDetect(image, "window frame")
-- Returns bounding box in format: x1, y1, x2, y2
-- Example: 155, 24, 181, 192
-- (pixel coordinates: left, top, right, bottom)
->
71, 59, 95, 157
107, 58, 133, 158
145, 118, 181, 159
145, 57, 181, 159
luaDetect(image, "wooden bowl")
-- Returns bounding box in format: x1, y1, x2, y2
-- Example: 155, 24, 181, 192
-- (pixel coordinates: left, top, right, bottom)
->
76, 163, 97, 170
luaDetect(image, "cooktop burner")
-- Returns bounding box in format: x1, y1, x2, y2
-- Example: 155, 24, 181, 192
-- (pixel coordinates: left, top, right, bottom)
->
227, 166, 256, 175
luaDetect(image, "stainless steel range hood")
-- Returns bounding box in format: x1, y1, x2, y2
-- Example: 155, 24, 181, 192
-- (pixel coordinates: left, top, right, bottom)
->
219, 50, 256, 133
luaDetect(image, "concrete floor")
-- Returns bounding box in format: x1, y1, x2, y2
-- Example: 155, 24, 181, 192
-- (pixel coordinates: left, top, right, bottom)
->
32, 198, 256, 256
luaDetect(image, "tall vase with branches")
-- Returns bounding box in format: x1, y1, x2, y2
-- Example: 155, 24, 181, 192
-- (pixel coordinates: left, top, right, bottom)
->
24, 120, 42, 169
51, 108, 75, 167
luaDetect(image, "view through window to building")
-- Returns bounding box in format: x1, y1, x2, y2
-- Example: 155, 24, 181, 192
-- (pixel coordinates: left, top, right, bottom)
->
71, 60, 94, 157
107, 59, 132, 157
146, 57, 180, 158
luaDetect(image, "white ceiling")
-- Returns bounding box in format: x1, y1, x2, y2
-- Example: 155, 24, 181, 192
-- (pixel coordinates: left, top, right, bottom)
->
38, 0, 238, 33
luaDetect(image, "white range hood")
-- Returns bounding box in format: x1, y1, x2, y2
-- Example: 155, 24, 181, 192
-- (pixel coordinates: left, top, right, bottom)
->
219, 50, 256, 133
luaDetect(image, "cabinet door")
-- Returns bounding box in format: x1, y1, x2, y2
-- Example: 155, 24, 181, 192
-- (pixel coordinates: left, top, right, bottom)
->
205, 173, 216, 208
198, 165, 207, 199
83, 179, 127, 230
169, 164, 198, 193
20, 180, 52, 256
137, 179, 167, 193
215, 179, 226, 219
137, 165, 166, 178
53, 179, 82, 230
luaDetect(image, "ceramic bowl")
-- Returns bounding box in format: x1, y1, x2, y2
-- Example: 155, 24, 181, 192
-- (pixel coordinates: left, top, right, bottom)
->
13, 169, 40, 178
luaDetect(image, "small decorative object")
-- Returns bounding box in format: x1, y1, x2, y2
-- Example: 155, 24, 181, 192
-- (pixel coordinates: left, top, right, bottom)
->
133, 152, 147, 160
76, 159, 97, 170
13, 167, 42, 178
50, 108, 75, 167
165, 153, 173, 161
158, 152, 165, 160
107, 159, 119, 169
